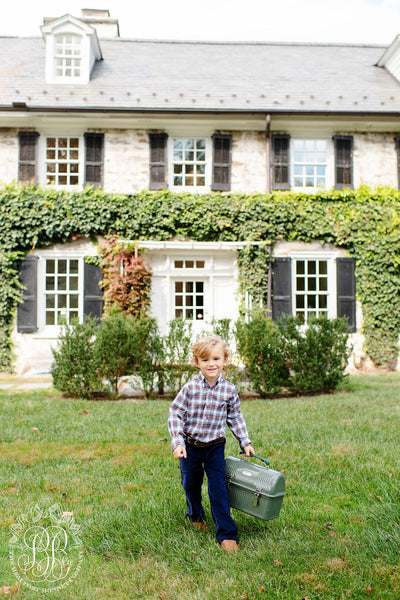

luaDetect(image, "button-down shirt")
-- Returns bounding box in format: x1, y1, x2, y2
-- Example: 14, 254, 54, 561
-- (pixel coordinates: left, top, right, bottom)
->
168, 372, 251, 451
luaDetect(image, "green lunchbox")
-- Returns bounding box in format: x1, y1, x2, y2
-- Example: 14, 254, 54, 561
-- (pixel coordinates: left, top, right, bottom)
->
225, 454, 285, 521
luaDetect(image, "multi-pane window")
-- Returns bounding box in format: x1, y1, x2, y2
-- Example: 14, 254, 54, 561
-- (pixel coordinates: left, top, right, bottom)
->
294, 259, 329, 323
55, 34, 81, 78
174, 260, 205, 269
173, 138, 206, 187
45, 259, 80, 325
174, 281, 204, 320
293, 140, 327, 188
46, 137, 80, 186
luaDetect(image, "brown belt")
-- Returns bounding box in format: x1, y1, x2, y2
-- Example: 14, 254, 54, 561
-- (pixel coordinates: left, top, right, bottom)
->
185, 435, 225, 448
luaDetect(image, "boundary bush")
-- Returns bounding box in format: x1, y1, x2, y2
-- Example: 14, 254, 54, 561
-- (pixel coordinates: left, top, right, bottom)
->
51, 312, 351, 399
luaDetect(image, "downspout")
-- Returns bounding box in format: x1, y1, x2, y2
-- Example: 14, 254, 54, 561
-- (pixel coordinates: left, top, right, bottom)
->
265, 113, 271, 194
267, 243, 272, 317
265, 114, 273, 316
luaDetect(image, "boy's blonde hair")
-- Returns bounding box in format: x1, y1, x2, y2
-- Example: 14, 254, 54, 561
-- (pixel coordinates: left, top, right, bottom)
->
191, 335, 231, 366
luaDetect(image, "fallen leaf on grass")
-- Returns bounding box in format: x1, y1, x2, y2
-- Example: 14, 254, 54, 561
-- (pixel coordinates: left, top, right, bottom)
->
32, 427, 39, 434
326, 558, 346, 570
328, 531, 336, 537
0, 583, 19, 597
273, 559, 283, 566
82, 410, 89, 415
366, 587, 373, 593
258, 585, 266, 592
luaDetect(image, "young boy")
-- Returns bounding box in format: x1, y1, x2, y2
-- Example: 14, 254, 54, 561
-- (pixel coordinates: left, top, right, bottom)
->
168, 335, 254, 552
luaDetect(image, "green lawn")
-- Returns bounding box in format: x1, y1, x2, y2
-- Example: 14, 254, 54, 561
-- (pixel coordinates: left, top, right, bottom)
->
0, 375, 399, 600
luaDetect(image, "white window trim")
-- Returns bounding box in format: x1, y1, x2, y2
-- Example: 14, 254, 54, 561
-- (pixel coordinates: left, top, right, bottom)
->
35, 252, 85, 337
37, 133, 84, 189
169, 255, 211, 325
289, 251, 337, 320
168, 136, 212, 192
291, 137, 334, 192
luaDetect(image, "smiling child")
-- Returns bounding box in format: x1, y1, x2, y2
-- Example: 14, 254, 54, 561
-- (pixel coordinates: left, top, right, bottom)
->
168, 335, 254, 551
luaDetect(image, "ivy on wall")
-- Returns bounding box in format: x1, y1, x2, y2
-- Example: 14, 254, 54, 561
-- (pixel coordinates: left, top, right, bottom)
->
0, 184, 399, 370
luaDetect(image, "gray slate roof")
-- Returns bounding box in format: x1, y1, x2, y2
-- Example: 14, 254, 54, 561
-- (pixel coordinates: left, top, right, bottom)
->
1, 36, 399, 114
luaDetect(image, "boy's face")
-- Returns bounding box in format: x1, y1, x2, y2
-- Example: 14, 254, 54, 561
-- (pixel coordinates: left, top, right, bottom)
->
197, 342, 227, 385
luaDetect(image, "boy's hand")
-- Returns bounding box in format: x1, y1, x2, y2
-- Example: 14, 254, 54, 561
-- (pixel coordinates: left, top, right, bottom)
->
242, 444, 255, 456
173, 445, 187, 459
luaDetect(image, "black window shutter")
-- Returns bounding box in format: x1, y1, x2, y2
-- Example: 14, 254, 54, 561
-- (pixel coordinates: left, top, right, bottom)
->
17, 255, 38, 333
18, 132, 39, 185
271, 134, 290, 190
396, 137, 400, 190
84, 133, 104, 188
211, 134, 232, 191
149, 133, 168, 190
337, 257, 356, 332
84, 261, 104, 321
334, 135, 353, 190
272, 257, 292, 321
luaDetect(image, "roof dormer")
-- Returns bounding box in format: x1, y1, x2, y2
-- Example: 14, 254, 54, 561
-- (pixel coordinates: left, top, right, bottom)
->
41, 14, 102, 84
377, 35, 400, 83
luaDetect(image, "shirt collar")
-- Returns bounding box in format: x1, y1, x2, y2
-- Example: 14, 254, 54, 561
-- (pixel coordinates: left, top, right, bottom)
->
198, 372, 223, 388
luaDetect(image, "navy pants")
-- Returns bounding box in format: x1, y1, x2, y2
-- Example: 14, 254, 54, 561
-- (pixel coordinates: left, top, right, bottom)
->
179, 440, 238, 542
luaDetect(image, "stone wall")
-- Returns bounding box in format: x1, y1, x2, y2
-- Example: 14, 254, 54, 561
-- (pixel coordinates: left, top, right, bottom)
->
0, 129, 18, 185
354, 132, 398, 187
103, 129, 149, 193
0, 128, 398, 192
231, 131, 267, 193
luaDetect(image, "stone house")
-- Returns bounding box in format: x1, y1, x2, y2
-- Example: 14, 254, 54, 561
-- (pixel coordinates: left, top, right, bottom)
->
1, 8, 400, 374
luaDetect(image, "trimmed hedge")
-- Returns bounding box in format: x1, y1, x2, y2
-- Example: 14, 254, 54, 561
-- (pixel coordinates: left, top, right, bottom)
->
51, 312, 350, 399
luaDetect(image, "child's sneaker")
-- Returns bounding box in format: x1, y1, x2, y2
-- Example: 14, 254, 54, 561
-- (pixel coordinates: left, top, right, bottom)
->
220, 539, 239, 552
186, 516, 208, 530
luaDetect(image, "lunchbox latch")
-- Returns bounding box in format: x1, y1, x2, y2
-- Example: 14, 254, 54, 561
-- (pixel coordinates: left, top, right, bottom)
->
252, 488, 261, 506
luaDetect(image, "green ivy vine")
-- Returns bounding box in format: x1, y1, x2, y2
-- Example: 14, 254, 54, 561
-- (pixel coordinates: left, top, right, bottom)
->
0, 183, 399, 370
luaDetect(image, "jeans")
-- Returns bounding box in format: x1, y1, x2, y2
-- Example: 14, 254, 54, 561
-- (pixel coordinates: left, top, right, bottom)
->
179, 440, 238, 542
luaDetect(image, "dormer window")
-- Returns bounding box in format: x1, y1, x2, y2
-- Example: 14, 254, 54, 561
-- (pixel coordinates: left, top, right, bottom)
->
41, 13, 102, 84
55, 34, 82, 79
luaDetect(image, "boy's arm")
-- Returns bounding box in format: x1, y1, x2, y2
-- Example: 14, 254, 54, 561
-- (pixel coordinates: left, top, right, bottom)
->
226, 391, 253, 451
168, 388, 188, 453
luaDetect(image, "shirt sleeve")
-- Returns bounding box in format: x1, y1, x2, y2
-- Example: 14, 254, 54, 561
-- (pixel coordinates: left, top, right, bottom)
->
226, 390, 251, 449
168, 386, 188, 451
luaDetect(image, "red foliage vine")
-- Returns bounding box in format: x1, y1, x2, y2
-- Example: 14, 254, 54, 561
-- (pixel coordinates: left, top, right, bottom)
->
99, 235, 152, 318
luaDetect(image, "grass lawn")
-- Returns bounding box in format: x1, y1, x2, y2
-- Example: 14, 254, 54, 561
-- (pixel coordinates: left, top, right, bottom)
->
0, 374, 399, 600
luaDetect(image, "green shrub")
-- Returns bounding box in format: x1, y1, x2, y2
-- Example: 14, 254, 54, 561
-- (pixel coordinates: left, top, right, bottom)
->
278, 315, 351, 394
163, 318, 196, 395
93, 308, 139, 395
129, 317, 164, 398
235, 312, 290, 395
51, 316, 103, 399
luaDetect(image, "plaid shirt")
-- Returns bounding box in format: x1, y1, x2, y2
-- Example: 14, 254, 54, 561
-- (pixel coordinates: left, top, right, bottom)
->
168, 372, 251, 451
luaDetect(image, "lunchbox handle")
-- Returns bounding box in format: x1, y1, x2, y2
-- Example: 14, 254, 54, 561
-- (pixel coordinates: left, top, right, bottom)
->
240, 450, 270, 468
